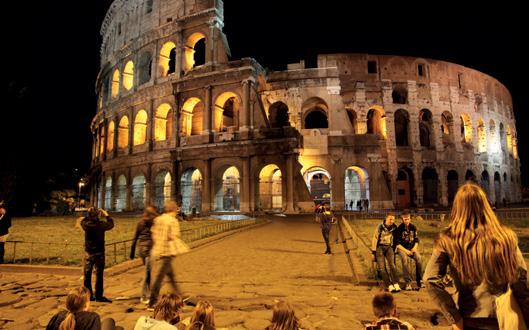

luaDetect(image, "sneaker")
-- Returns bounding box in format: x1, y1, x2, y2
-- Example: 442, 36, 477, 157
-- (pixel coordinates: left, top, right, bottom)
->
393, 283, 401, 292
388, 284, 396, 292
404, 283, 413, 291
94, 296, 112, 303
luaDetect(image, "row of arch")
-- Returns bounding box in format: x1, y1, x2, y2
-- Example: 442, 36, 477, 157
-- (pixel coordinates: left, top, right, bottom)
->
103, 33, 207, 103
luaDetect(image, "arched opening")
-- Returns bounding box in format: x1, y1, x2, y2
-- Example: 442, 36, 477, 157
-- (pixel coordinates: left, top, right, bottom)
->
104, 177, 112, 210
481, 170, 490, 199
441, 111, 454, 144
131, 175, 146, 210
460, 114, 473, 144
118, 116, 129, 149
499, 123, 506, 155
184, 32, 206, 71
154, 171, 172, 212
159, 42, 177, 76
477, 119, 487, 152
182, 97, 204, 136
214, 92, 241, 132
181, 169, 202, 215
465, 169, 476, 182
506, 126, 513, 156
154, 104, 173, 141
107, 121, 115, 152
419, 109, 434, 147
366, 107, 386, 138
344, 166, 370, 210
494, 172, 501, 205
139, 51, 152, 85
503, 172, 509, 203
347, 110, 357, 134
303, 167, 331, 206
397, 167, 415, 208
302, 97, 329, 129
215, 166, 240, 211
98, 125, 106, 157
123, 61, 134, 91
111, 69, 120, 99
133, 110, 148, 146
258, 164, 282, 211
394, 109, 410, 146
392, 86, 407, 104
268, 102, 290, 128
116, 175, 127, 211
447, 170, 459, 204
422, 167, 438, 205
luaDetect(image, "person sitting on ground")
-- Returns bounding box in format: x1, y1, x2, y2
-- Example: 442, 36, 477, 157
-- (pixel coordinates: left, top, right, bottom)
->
394, 210, 424, 291
265, 300, 300, 330
46, 286, 121, 330
364, 292, 415, 330
134, 293, 185, 330
371, 213, 401, 293
185, 300, 216, 330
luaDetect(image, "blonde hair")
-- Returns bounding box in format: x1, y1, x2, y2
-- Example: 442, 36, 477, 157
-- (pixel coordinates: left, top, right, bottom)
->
153, 293, 183, 325
59, 287, 91, 330
268, 300, 299, 330
164, 200, 180, 213
186, 300, 215, 330
436, 182, 519, 286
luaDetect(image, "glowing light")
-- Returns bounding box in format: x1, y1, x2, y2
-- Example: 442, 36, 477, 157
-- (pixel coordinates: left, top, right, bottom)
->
133, 110, 148, 146
123, 61, 134, 91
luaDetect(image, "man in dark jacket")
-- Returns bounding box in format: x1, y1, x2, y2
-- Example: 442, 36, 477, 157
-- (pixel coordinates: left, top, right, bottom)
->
319, 203, 334, 255
81, 207, 114, 302
130, 205, 157, 304
0, 201, 12, 264
394, 210, 424, 290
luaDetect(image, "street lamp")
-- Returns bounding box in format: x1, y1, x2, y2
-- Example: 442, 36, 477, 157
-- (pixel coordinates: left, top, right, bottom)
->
78, 181, 85, 209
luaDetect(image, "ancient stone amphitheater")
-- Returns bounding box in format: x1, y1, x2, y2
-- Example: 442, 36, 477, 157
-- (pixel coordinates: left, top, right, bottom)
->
90, 0, 521, 214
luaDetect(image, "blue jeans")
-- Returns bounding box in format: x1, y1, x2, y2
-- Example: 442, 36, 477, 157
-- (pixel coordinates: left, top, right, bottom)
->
141, 256, 151, 300
149, 256, 181, 306
397, 249, 423, 286
376, 245, 398, 287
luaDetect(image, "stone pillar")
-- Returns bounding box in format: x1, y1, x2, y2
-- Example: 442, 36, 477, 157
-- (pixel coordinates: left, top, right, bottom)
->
203, 159, 212, 213
145, 164, 152, 206
126, 168, 132, 211
241, 157, 251, 212
285, 154, 296, 213
414, 166, 422, 207
113, 115, 119, 158
147, 100, 155, 151
331, 165, 344, 211
203, 86, 212, 134
128, 108, 134, 155
240, 79, 251, 131
110, 172, 117, 211
439, 167, 448, 206
175, 29, 184, 78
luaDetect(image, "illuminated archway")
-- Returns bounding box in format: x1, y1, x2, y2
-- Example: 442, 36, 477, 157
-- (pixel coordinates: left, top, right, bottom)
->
477, 119, 486, 152
489, 120, 497, 152
215, 166, 240, 211
107, 121, 115, 152
118, 116, 129, 149
181, 169, 202, 215
303, 166, 331, 206
344, 166, 369, 210
184, 32, 206, 71
133, 110, 148, 146
154, 103, 173, 141
104, 177, 113, 210
259, 164, 282, 211
111, 69, 120, 99
154, 171, 172, 212
159, 42, 177, 76
441, 111, 454, 144
214, 92, 241, 131
366, 107, 386, 138
182, 97, 204, 136
131, 175, 146, 210
116, 175, 127, 211
460, 114, 473, 144
347, 110, 357, 134
98, 125, 106, 157
123, 61, 134, 91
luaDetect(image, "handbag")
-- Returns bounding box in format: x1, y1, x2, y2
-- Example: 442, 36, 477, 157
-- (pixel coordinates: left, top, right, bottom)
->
496, 285, 528, 330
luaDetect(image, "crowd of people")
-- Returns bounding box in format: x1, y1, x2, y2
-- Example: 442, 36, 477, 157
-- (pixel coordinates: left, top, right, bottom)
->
4, 180, 529, 329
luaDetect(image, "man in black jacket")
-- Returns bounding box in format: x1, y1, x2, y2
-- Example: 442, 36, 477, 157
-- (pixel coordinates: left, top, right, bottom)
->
81, 207, 114, 302
0, 201, 12, 264
394, 210, 424, 291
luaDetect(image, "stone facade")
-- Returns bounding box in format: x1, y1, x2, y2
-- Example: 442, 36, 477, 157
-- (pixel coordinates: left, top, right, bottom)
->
90, 0, 521, 213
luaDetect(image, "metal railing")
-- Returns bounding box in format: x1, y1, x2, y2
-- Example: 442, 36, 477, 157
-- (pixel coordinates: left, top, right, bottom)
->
4, 218, 260, 266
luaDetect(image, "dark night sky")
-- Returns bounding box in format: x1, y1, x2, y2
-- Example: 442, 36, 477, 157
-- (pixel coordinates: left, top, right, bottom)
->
5, 1, 528, 194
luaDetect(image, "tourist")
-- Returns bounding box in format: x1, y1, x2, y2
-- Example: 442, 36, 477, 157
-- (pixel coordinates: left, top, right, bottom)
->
134, 293, 185, 330
0, 201, 12, 264
149, 201, 189, 309
349, 200, 354, 211
424, 182, 529, 330
185, 300, 217, 330
365, 199, 370, 212
46, 286, 121, 330
364, 292, 415, 329
81, 207, 114, 303
394, 210, 424, 290
265, 300, 300, 330
371, 213, 400, 292
357, 200, 363, 212
130, 205, 158, 304
319, 203, 334, 255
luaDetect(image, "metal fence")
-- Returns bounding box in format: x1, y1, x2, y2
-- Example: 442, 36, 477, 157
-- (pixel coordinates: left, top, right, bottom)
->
4, 218, 260, 266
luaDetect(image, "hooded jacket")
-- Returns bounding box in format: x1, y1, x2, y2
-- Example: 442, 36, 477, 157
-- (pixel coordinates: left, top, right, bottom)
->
133, 316, 184, 330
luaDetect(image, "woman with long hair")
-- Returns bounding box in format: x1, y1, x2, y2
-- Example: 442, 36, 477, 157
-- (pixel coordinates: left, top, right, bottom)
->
424, 182, 529, 330
46, 287, 100, 330
134, 293, 185, 330
186, 300, 216, 330
265, 300, 300, 330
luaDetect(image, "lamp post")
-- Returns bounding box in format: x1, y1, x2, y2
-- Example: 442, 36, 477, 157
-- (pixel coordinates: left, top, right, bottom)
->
78, 181, 85, 209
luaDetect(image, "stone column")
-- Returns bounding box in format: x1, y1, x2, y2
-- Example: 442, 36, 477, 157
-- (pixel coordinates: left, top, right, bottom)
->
241, 157, 251, 212
203, 86, 212, 134
145, 164, 152, 206
175, 29, 184, 78
126, 168, 132, 211
113, 115, 119, 158
203, 159, 212, 213
148, 100, 155, 151
110, 172, 117, 211
285, 154, 296, 213
128, 107, 134, 155
240, 79, 251, 131
439, 167, 448, 206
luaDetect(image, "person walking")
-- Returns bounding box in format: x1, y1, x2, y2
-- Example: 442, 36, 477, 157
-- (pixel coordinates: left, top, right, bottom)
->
81, 207, 114, 303
319, 203, 334, 255
149, 201, 189, 309
130, 205, 158, 304
0, 201, 12, 264
424, 182, 529, 330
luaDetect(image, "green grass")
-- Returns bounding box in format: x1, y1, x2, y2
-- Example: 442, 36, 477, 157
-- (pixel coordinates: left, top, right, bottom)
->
345, 216, 529, 280
3, 215, 231, 266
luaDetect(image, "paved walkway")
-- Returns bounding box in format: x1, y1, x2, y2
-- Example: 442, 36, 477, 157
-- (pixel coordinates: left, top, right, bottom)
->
0, 216, 450, 329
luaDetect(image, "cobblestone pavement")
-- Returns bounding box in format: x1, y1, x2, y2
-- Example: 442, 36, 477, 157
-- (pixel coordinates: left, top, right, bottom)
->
0, 216, 450, 329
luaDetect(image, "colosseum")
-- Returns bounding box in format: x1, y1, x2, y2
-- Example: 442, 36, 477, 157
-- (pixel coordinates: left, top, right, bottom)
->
90, 0, 522, 214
